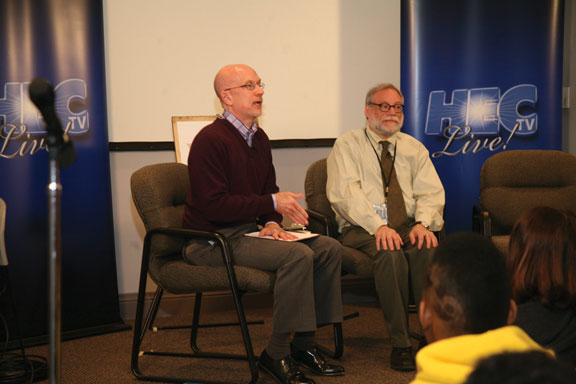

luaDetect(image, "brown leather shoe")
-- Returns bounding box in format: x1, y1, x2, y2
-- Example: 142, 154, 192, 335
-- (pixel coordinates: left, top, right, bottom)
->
390, 347, 416, 372
259, 350, 316, 384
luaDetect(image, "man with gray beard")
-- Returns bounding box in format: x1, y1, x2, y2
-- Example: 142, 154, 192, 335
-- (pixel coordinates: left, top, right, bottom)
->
326, 83, 445, 371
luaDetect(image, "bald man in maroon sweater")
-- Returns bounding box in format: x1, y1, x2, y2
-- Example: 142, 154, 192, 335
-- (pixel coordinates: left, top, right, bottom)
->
182, 64, 344, 384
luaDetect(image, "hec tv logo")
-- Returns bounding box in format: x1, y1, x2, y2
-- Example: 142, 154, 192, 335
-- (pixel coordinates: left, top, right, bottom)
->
424, 84, 537, 136
0, 78, 89, 137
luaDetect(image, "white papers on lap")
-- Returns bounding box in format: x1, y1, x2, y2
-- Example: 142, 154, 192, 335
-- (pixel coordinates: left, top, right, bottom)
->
244, 231, 319, 242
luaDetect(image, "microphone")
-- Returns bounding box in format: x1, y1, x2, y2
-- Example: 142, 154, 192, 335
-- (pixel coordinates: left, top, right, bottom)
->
29, 77, 76, 167
29, 78, 64, 137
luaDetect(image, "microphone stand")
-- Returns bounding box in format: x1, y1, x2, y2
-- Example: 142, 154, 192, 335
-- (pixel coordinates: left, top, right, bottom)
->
46, 132, 63, 384
29, 78, 77, 383
46, 125, 75, 384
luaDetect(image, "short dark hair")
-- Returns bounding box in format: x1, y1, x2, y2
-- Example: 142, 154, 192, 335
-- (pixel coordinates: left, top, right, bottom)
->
508, 207, 576, 309
464, 351, 576, 384
425, 232, 511, 335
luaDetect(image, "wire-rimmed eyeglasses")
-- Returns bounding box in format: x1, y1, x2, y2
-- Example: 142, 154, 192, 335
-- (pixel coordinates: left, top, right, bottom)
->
224, 82, 265, 92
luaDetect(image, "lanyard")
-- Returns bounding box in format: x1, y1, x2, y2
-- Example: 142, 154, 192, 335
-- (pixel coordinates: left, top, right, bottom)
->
364, 129, 397, 204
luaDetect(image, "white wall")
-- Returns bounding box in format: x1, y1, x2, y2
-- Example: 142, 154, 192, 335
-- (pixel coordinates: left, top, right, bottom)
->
103, 0, 400, 142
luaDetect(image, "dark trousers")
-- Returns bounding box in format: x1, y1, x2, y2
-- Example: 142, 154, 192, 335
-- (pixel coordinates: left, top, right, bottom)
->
183, 223, 343, 333
340, 226, 432, 347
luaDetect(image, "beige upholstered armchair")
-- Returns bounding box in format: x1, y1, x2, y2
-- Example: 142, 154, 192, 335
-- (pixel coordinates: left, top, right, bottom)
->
476, 149, 576, 256
130, 162, 274, 383
130, 162, 345, 383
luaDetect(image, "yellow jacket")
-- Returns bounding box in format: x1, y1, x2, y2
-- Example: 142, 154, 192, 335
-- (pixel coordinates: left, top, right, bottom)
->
411, 326, 553, 384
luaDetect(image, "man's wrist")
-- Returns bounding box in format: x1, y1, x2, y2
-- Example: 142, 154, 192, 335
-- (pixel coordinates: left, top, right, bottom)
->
412, 221, 429, 230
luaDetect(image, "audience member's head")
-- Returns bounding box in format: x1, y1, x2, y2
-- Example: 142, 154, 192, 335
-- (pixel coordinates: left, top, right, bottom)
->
508, 206, 576, 309
464, 351, 576, 384
419, 232, 516, 343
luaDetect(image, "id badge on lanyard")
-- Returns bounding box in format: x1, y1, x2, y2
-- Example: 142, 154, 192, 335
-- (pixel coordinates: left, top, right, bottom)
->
365, 129, 396, 227
373, 203, 388, 225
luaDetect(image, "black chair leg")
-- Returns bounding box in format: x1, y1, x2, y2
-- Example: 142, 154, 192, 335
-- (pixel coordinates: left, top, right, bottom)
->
190, 292, 203, 353
316, 322, 344, 359
145, 286, 164, 332
330, 323, 344, 359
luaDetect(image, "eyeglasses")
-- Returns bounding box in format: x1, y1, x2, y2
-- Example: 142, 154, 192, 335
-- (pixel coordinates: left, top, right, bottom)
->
368, 103, 404, 113
224, 82, 265, 92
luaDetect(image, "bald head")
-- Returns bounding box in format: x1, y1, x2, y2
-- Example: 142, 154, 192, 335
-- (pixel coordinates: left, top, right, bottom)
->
214, 64, 256, 99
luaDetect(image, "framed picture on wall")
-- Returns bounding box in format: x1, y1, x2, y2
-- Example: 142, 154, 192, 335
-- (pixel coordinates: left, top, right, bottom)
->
172, 115, 215, 163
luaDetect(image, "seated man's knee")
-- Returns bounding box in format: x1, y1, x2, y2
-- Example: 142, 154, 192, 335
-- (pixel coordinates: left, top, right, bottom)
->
323, 236, 342, 255
290, 242, 316, 265
374, 249, 407, 268
313, 236, 342, 264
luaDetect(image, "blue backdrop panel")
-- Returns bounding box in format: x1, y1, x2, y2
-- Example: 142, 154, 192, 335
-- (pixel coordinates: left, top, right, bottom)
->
0, 0, 123, 342
401, 0, 564, 232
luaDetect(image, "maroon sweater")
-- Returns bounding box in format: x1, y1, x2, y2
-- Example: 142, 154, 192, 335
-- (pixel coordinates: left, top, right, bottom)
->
183, 118, 282, 231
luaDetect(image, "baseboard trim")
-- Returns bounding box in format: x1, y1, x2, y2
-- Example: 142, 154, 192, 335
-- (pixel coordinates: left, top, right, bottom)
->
120, 276, 377, 320
120, 290, 274, 320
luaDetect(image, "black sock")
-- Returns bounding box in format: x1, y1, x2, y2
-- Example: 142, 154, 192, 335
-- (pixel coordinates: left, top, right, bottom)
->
266, 331, 292, 360
291, 331, 315, 351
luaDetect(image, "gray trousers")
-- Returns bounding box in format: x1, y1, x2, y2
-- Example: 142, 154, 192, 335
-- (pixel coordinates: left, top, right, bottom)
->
340, 226, 433, 347
183, 223, 343, 334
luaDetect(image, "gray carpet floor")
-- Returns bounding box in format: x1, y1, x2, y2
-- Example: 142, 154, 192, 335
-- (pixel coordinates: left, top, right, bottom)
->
26, 301, 419, 383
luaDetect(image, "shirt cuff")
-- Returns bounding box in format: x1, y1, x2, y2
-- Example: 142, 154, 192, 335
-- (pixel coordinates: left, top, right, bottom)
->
366, 216, 387, 235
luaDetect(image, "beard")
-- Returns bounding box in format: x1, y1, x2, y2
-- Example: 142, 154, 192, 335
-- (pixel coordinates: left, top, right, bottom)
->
368, 114, 404, 138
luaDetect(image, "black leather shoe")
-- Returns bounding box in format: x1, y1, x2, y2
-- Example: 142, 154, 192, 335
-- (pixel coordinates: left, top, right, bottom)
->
290, 345, 345, 376
390, 347, 416, 372
258, 350, 316, 384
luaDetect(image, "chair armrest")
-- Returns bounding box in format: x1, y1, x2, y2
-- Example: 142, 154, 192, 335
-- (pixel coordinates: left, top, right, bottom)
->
306, 209, 340, 238
472, 205, 492, 237
144, 227, 234, 265
481, 211, 492, 237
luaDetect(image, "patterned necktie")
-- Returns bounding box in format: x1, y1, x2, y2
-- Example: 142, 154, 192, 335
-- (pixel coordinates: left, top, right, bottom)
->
380, 141, 409, 233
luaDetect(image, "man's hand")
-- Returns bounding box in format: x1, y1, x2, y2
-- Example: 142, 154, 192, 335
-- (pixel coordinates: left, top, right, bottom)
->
274, 191, 309, 226
409, 224, 438, 250
375, 225, 404, 251
259, 222, 297, 240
